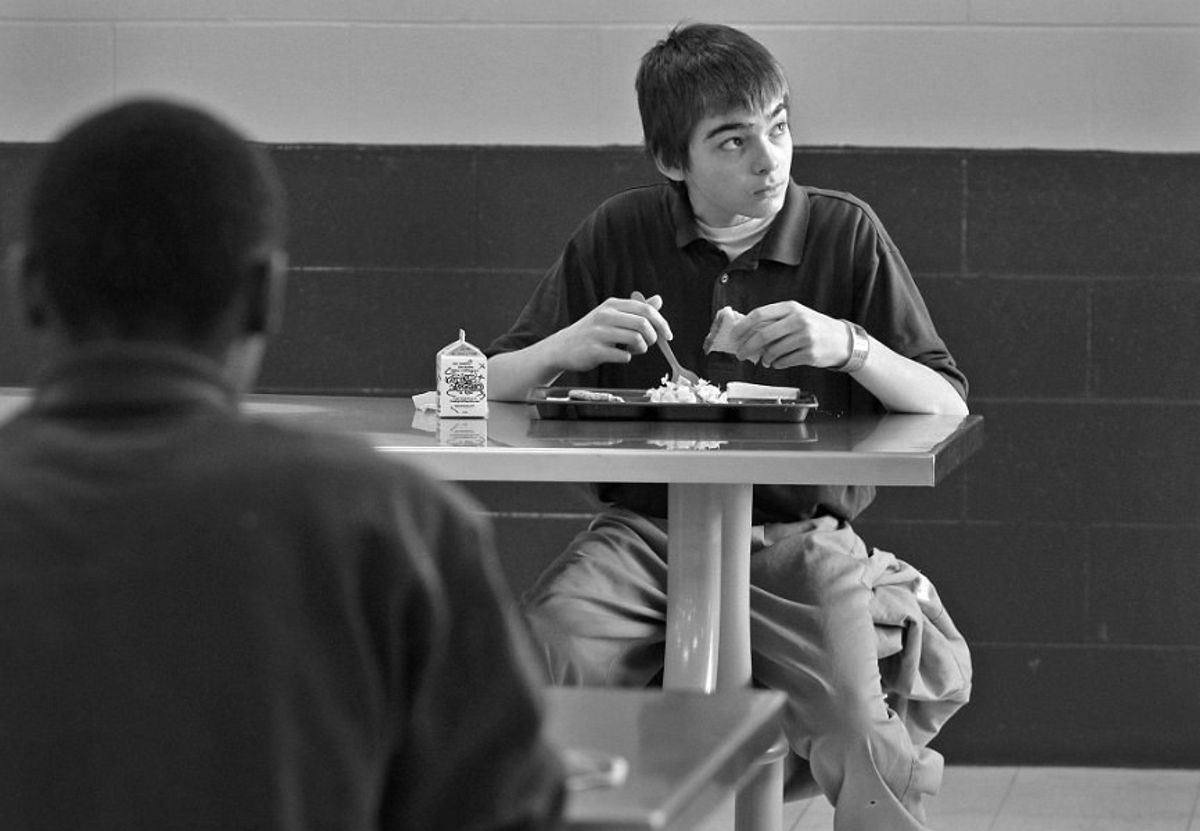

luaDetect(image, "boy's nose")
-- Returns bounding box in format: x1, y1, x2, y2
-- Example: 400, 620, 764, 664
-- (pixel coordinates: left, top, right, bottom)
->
752, 141, 781, 174
754, 150, 779, 175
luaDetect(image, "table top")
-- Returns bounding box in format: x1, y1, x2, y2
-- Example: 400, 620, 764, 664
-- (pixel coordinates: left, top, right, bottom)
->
0, 388, 983, 486
544, 687, 786, 831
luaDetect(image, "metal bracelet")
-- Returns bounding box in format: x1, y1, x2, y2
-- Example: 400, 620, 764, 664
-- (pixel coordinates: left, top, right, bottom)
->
834, 320, 870, 373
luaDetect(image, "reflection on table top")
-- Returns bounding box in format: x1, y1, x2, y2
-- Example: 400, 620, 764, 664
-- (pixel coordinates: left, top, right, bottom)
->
545, 687, 786, 831
0, 388, 983, 487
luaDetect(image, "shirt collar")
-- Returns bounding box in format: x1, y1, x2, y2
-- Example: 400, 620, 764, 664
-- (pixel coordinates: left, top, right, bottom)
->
668, 179, 810, 266
667, 181, 705, 248
758, 180, 809, 266
31, 341, 239, 418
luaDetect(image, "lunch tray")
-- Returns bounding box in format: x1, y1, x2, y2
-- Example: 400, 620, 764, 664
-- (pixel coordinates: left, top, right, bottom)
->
527, 386, 818, 423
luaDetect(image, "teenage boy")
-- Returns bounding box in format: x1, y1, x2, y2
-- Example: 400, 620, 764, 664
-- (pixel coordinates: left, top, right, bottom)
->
487, 22, 971, 831
0, 98, 563, 831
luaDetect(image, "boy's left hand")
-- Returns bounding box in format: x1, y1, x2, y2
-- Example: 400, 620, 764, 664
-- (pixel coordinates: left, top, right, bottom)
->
730, 301, 849, 369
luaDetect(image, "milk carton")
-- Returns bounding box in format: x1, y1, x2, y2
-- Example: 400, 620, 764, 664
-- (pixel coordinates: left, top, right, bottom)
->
436, 329, 488, 418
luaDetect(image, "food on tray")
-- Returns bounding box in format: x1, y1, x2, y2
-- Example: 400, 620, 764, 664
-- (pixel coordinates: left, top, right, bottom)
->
528, 385, 816, 422
568, 389, 626, 403
557, 380, 808, 408
724, 381, 803, 401
645, 375, 727, 404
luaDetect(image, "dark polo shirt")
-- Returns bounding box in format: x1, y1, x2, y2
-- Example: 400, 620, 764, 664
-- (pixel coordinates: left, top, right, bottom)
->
487, 180, 967, 524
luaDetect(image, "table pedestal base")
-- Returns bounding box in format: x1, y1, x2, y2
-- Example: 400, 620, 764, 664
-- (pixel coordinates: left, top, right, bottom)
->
664, 482, 785, 831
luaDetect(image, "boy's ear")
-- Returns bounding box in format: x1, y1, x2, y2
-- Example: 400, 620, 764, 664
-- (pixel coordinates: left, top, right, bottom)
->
7, 244, 49, 330
242, 249, 288, 337
653, 155, 686, 183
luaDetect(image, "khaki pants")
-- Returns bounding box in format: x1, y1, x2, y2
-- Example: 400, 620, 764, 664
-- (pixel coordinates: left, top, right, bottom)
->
523, 508, 972, 831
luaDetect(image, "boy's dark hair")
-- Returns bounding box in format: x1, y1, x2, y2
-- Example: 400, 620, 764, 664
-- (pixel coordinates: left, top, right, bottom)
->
24, 98, 285, 341
636, 22, 790, 172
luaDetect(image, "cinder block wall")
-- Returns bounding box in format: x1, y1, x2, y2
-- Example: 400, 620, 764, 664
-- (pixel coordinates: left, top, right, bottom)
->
1, 2, 1198, 769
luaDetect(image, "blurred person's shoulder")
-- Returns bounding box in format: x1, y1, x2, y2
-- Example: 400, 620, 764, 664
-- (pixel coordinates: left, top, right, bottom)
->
234, 414, 483, 525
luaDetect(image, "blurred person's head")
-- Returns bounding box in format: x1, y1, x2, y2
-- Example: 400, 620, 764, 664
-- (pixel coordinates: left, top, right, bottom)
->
12, 98, 287, 389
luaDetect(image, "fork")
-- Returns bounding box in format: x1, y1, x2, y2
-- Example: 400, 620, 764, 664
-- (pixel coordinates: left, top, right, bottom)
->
631, 291, 702, 385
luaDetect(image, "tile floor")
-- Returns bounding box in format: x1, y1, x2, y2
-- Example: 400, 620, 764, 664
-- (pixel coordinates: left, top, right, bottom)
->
698, 766, 1200, 831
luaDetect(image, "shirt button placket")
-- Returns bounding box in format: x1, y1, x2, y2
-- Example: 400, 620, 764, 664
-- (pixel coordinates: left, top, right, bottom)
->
712, 272, 731, 310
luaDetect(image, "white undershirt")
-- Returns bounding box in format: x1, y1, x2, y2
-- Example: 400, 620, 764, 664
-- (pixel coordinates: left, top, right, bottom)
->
696, 214, 775, 260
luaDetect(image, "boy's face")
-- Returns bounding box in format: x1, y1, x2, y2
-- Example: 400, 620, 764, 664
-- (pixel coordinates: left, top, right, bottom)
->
657, 96, 792, 227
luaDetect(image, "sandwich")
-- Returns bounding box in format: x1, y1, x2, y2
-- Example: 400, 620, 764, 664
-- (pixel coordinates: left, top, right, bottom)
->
702, 305, 745, 355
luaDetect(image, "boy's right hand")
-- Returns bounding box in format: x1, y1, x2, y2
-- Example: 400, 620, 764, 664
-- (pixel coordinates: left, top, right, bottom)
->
547, 293, 673, 372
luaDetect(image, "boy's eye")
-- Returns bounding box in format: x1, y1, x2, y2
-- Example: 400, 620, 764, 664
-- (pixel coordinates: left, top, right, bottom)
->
770, 120, 790, 136
719, 136, 744, 150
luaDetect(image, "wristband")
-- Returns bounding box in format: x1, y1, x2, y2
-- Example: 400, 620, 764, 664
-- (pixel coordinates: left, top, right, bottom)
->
834, 320, 869, 373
